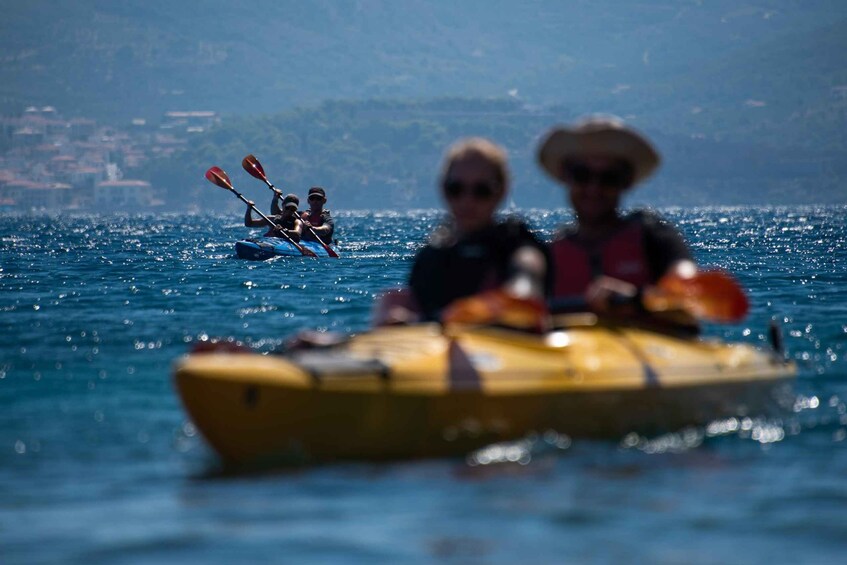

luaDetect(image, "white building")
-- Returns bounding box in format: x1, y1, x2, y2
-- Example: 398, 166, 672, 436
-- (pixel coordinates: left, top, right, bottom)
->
94, 180, 152, 210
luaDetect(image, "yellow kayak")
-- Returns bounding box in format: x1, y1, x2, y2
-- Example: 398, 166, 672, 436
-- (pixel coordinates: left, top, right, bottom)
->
174, 319, 795, 465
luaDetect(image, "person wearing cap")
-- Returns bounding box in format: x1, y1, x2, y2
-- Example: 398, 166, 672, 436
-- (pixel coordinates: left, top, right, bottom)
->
245, 192, 303, 241
537, 116, 696, 317
299, 186, 335, 245
374, 137, 548, 326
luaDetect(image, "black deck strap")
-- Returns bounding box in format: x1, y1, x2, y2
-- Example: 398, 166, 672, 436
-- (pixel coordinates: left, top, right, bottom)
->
607, 326, 661, 388
283, 330, 350, 352
769, 319, 785, 357
548, 296, 589, 314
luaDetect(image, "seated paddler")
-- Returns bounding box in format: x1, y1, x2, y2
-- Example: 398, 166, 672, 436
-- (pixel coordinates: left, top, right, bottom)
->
537, 116, 699, 328
299, 186, 335, 245
245, 192, 303, 242
374, 137, 549, 329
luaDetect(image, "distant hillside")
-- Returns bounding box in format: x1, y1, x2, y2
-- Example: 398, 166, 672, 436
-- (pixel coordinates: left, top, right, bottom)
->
146, 98, 845, 211
6, 1, 846, 209
2, 0, 845, 133
629, 18, 847, 150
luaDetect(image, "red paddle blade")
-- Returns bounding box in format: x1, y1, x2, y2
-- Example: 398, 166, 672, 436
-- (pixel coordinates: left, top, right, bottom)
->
205, 166, 234, 190
655, 269, 749, 323
242, 154, 267, 181
442, 289, 548, 331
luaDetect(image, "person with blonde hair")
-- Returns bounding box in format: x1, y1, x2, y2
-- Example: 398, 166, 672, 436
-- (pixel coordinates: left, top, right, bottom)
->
376, 138, 548, 326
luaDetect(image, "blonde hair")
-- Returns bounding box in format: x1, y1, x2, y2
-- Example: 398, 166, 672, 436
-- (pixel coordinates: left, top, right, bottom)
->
440, 137, 510, 190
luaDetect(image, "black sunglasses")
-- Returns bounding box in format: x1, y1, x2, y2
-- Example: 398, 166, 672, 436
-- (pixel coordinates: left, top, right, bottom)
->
563, 161, 634, 189
443, 180, 497, 200
308, 194, 324, 202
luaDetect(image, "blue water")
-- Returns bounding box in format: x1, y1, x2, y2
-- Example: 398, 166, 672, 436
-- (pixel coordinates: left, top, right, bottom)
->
2, 206, 846, 564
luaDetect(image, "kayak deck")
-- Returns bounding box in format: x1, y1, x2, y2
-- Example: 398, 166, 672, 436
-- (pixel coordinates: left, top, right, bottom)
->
235, 237, 336, 259
174, 323, 795, 465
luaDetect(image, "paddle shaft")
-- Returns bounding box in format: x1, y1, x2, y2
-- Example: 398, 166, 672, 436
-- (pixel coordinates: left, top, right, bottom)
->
293, 211, 338, 256
549, 269, 746, 323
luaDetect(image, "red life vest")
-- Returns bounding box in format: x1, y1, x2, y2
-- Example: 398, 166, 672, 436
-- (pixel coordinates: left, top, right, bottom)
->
301, 210, 323, 227
551, 220, 651, 298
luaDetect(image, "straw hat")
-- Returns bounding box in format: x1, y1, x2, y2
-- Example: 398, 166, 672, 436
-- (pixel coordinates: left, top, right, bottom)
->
537, 115, 661, 187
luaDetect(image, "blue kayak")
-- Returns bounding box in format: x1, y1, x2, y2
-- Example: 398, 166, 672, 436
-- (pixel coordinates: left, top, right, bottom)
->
235, 237, 336, 260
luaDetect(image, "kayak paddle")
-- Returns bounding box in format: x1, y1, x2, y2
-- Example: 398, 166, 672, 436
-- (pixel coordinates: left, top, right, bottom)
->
548, 268, 749, 323
643, 269, 749, 323
441, 289, 549, 332
451, 268, 748, 329
204, 166, 317, 258
241, 154, 339, 258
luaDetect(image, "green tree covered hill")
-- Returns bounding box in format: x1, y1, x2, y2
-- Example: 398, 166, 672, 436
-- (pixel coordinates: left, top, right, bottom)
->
4, 1, 846, 208
2, 0, 844, 129
147, 97, 844, 211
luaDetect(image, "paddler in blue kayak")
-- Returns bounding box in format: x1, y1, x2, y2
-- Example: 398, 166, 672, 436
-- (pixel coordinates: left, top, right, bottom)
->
245, 193, 303, 242
374, 137, 548, 326
537, 116, 697, 321
299, 187, 335, 245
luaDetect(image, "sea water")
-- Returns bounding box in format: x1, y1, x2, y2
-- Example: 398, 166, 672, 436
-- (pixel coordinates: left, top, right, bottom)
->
2, 206, 846, 564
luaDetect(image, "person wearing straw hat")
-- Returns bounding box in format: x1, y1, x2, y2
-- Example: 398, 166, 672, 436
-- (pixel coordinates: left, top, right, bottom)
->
537, 115, 696, 316
245, 193, 303, 241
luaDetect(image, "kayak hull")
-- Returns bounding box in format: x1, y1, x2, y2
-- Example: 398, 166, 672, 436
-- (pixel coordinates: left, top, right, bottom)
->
174, 323, 795, 465
235, 237, 335, 260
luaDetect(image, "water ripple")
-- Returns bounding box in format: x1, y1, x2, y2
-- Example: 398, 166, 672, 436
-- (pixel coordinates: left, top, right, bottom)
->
2, 206, 847, 563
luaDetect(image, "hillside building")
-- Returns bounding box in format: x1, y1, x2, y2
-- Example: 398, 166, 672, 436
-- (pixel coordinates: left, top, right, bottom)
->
94, 179, 153, 210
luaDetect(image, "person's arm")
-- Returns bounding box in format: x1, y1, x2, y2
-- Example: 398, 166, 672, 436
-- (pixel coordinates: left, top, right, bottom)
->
270, 193, 283, 216
244, 202, 269, 227
299, 210, 311, 227
584, 276, 639, 313
299, 212, 316, 233
304, 211, 334, 238
288, 218, 303, 242
408, 247, 443, 322
587, 213, 698, 321
641, 212, 694, 281
316, 212, 335, 238
503, 245, 547, 301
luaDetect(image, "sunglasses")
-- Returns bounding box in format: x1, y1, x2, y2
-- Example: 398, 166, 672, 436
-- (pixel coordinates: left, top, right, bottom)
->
563, 161, 634, 189
443, 180, 497, 200
308, 195, 324, 202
